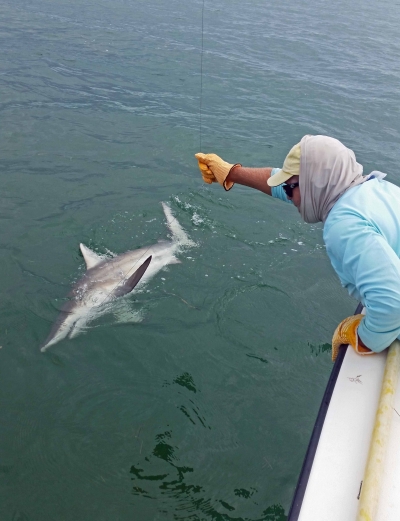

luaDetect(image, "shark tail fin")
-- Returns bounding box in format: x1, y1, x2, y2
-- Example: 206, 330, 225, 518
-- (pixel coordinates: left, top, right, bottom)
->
161, 202, 195, 248
80, 244, 104, 270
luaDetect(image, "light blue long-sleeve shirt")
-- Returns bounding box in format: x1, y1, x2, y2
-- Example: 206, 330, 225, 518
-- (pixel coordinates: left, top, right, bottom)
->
270, 169, 400, 352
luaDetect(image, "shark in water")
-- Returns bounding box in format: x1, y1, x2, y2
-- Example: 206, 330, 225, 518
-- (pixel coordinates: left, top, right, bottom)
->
41, 202, 195, 351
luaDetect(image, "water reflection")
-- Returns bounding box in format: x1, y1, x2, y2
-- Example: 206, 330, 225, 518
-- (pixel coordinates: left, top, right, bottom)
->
308, 342, 332, 357
130, 429, 287, 520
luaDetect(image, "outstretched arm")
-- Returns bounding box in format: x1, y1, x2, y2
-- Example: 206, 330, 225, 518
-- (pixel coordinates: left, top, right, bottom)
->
194, 152, 291, 204
226, 166, 274, 195
195, 152, 273, 195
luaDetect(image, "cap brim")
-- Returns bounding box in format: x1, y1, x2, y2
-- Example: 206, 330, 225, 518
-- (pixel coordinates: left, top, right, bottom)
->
267, 169, 293, 187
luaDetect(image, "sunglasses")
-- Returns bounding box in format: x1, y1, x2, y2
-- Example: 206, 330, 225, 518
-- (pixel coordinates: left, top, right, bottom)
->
283, 182, 299, 198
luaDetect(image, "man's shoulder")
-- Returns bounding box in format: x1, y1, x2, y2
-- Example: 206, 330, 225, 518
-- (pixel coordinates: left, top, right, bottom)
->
324, 191, 363, 235
323, 193, 368, 253
326, 179, 398, 226
324, 179, 400, 250
323, 212, 360, 248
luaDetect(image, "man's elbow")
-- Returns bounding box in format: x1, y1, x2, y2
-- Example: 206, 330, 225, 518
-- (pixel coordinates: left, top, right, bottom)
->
359, 310, 400, 353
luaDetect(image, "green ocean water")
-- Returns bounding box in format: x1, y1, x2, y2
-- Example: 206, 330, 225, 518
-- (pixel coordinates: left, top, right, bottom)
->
1, 0, 400, 519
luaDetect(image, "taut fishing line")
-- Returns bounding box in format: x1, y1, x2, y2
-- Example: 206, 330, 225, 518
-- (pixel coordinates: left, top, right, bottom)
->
93, 3, 209, 306
199, 0, 205, 150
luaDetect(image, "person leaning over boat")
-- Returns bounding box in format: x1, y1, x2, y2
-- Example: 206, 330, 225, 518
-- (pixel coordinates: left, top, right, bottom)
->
195, 135, 400, 361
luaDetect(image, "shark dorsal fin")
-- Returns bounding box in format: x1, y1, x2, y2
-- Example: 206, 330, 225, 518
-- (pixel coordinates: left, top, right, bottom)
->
113, 256, 152, 298
80, 243, 104, 270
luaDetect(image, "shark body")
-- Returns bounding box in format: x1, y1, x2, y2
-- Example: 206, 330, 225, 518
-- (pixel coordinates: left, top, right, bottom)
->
41, 202, 194, 351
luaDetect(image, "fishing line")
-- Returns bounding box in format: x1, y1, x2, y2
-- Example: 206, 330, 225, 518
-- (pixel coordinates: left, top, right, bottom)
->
100, 9, 206, 300
199, 0, 205, 150
96, 8, 206, 308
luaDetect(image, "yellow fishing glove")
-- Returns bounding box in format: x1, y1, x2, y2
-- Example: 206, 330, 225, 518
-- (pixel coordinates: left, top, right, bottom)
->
195, 153, 241, 191
331, 314, 373, 361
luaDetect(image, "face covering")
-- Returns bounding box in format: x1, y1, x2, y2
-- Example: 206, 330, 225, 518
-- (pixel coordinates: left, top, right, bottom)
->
299, 135, 366, 223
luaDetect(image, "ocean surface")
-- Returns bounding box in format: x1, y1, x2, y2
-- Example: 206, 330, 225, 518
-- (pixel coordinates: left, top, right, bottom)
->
1, 0, 400, 519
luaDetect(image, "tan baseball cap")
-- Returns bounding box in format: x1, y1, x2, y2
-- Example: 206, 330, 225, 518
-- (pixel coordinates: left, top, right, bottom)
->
267, 142, 301, 187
